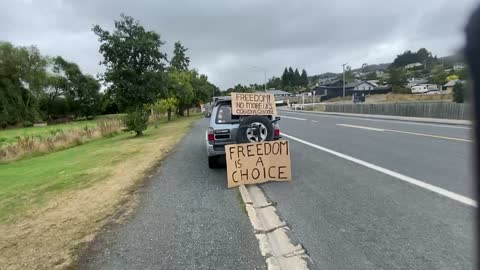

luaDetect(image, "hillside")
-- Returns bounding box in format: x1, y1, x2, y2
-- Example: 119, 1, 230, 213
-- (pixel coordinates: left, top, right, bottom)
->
351, 63, 391, 72
308, 53, 462, 84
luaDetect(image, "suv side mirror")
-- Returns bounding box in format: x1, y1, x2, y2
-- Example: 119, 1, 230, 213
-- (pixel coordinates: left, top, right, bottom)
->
204, 112, 211, 118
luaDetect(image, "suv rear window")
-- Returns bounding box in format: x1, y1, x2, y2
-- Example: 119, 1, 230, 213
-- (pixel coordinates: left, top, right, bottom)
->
215, 104, 239, 124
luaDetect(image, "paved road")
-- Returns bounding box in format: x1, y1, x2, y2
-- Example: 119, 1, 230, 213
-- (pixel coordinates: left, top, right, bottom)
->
82, 112, 474, 269
265, 110, 474, 269
81, 119, 266, 270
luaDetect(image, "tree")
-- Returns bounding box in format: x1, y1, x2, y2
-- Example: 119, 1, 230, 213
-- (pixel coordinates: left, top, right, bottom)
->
452, 81, 466, 103
150, 97, 177, 121
16, 46, 48, 112
391, 48, 436, 69
387, 67, 407, 90
288, 67, 294, 84
0, 42, 48, 126
293, 68, 301, 86
416, 48, 431, 63
170, 41, 190, 71
78, 75, 101, 118
267, 76, 282, 89
446, 74, 459, 81
168, 70, 193, 117
43, 74, 68, 117
344, 65, 355, 83
300, 69, 308, 86
454, 68, 469, 80
281, 68, 288, 86
361, 63, 368, 74
93, 14, 167, 135
123, 108, 148, 136
92, 14, 167, 111
232, 83, 249, 92
100, 89, 120, 115
50, 56, 101, 118
190, 70, 217, 114
430, 65, 448, 85
391, 50, 418, 67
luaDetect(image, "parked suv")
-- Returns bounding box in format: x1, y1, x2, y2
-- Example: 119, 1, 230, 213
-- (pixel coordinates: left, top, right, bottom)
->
205, 98, 280, 168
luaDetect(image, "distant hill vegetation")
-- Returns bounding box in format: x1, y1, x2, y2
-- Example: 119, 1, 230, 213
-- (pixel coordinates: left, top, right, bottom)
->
309, 48, 463, 84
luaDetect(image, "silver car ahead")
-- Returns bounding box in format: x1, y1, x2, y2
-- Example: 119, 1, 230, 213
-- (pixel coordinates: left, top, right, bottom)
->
205, 99, 280, 168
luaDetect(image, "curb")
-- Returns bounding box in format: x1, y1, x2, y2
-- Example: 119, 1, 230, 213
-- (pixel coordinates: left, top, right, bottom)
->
239, 185, 315, 270
278, 108, 472, 126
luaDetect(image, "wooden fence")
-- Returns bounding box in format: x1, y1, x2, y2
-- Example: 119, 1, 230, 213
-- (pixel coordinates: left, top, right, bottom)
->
320, 102, 469, 120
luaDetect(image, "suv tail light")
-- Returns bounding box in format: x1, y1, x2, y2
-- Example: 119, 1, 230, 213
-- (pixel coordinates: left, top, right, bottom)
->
274, 128, 280, 137
208, 127, 215, 141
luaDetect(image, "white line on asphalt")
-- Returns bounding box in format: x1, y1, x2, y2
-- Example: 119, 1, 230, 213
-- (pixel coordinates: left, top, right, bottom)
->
337, 124, 385, 132
312, 120, 318, 123
280, 115, 307, 121
281, 111, 471, 130
337, 123, 473, 143
282, 133, 477, 207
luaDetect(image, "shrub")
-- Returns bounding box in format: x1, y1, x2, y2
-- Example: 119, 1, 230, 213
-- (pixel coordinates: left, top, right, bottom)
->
0, 119, 124, 162
453, 82, 466, 103
49, 128, 64, 135
123, 109, 148, 136
22, 121, 33, 127
392, 86, 411, 94
97, 118, 123, 137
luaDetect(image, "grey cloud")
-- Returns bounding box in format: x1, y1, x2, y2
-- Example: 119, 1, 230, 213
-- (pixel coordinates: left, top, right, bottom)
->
1, 0, 477, 89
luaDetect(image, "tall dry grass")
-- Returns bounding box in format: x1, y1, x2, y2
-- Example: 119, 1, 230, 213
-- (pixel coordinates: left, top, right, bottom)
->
0, 118, 123, 162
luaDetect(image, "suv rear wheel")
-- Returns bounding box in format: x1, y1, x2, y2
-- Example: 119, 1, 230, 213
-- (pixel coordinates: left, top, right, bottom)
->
208, 156, 218, 169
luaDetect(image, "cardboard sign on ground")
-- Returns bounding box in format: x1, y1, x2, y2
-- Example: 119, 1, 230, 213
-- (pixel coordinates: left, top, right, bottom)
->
225, 140, 292, 188
231, 92, 277, 115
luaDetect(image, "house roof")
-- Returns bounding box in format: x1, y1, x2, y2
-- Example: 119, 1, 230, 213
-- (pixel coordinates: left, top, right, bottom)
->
255, 89, 291, 95
444, 79, 463, 87
344, 81, 377, 88
367, 80, 379, 86
319, 78, 342, 86
408, 78, 428, 85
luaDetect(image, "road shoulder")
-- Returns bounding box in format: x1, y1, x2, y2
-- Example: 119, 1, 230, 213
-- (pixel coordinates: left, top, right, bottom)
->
79, 119, 266, 270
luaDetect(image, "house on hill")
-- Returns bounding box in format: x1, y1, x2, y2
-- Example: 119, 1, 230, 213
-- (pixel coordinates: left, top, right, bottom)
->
443, 79, 464, 93
407, 78, 428, 88
313, 80, 390, 100
405, 62, 423, 69
453, 63, 465, 71
261, 89, 292, 97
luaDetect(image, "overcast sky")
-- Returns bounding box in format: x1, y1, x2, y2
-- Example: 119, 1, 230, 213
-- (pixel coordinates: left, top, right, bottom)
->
1, 0, 477, 89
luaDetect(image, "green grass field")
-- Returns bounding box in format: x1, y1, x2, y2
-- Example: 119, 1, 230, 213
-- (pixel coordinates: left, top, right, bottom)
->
0, 115, 200, 223
0, 120, 98, 146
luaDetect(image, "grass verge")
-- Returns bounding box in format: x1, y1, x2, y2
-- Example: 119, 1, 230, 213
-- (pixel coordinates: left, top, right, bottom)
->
0, 118, 123, 162
0, 120, 97, 146
0, 115, 200, 270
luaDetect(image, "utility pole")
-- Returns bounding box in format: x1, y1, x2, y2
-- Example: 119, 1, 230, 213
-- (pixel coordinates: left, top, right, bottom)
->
252, 66, 267, 92
342, 63, 348, 102
263, 69, 267, 91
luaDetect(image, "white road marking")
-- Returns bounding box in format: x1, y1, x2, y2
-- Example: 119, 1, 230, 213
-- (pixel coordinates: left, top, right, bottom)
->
281, 111, 471, 130
280, 115, 307, 121
312, 120, 318, 123
282, 133, 477, 207
337, 124, 385, 132
337, 123, 472, 143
